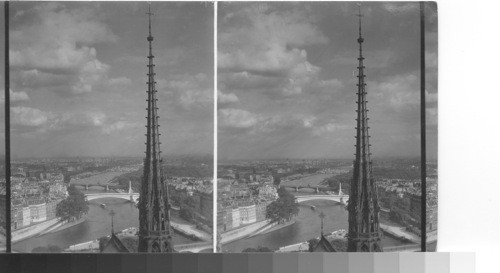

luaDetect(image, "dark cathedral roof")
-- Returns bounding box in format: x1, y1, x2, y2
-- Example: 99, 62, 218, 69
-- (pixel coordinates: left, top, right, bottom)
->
101, 233, 130, 253
311, 234, 337, 252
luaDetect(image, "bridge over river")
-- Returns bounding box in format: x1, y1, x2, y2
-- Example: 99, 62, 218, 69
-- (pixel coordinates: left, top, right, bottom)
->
85, 192, 139, 203
290, 182, 349, 205
295, 194, 349, 205
83, 181, 139, 203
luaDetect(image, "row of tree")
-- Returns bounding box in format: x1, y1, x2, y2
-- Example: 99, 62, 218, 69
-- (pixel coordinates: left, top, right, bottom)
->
265, 187, 299, 225
55, 185, 89, 222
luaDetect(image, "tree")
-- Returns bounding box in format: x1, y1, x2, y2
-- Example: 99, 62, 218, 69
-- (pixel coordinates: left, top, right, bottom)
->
56, 185, 89, 222
266, 187, 299, 224
273, 175, 281, 187
63, 173, 71, 184
179, 207, 194, 222
308, 238, 319, 252
99, 236, 110, 252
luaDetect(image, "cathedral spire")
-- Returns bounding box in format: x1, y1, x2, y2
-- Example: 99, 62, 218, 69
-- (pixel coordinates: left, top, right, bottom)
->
347, 3, 383, 252
138, 3, 173, 253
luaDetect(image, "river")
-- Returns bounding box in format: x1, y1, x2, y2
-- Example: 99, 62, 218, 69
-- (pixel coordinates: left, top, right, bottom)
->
223, 199, 406, 252
13, 197, 196, 253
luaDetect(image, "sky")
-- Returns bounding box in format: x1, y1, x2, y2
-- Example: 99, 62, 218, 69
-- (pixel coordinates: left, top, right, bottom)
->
217, 2, 438, 160
8, 2, 214, 158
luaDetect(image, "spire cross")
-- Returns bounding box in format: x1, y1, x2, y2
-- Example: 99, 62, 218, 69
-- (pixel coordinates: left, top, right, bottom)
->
356, 3, 364, 39
147, 3, 154, 39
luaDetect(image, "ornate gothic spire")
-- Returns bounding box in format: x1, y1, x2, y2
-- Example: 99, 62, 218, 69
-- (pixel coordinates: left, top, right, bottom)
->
138, 3, 173, 253
347, 3, 383, 252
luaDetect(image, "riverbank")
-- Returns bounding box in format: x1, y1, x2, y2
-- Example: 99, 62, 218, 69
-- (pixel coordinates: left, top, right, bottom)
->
276, 229, 347, 252
221, 220, 270, 244
40, 218, 86, 236
221, 219, 297, 245
12, 218, 60, 243
380, 222, 420, 243
12, 217, 87, 244
249, 220, 296, 238
171, 221, 212, 242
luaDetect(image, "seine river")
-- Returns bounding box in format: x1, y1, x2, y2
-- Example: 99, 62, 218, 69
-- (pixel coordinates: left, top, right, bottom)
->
13, 198, 420, 253
13, 197, 196, 253
223, 199, 405, 252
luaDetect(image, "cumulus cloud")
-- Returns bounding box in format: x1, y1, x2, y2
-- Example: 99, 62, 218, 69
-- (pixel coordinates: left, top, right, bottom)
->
369, 74, 420, 111
11, 90, 30, 102
219, 107, 340, 138
425, 51, 438, 69
219, 108, 258, 129
178, 89, 213, 109
107, 77, 132, 87
10, 3, 116, 95
251, 114, 320, 134
369, 73, 438, 112
426, 107, 438, 126
0, 89, 30, 102
312, 122, 347, 136
162, 73, 213, 110
218, 4, 328, 97
218, 90, 239, 105
11, 106, 137, 137
102, 121, 137, 135
11, 106, 52, 126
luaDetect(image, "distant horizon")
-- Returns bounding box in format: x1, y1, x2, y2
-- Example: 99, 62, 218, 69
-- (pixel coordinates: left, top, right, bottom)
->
8, 153, 214, 161
4, 153, 437, 162
218, 155, 437, 162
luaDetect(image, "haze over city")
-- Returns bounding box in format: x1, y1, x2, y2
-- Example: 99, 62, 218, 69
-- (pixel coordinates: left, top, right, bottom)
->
8, 2, 213, 159
218, 2, 437, 160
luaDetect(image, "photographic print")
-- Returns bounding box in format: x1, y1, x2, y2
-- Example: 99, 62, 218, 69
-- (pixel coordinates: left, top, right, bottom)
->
9, 1, 213, 253
217, 2, 437, 252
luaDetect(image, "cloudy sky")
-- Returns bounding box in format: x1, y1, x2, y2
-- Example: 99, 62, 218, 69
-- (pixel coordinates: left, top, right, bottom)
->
218, 2, 437, 160
8, 2, 213, 158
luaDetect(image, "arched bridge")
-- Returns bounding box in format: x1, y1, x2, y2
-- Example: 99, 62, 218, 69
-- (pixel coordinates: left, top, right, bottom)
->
282, 185, 337, 193
295, 194, 349, 205
84, 181, 139, 203
85, 192, 140, 203
73, 183, 124, 192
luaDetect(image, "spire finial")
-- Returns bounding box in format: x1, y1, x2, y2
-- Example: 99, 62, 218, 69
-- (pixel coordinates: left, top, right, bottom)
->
147, 2, 154, 41
356, 3, 364, 42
